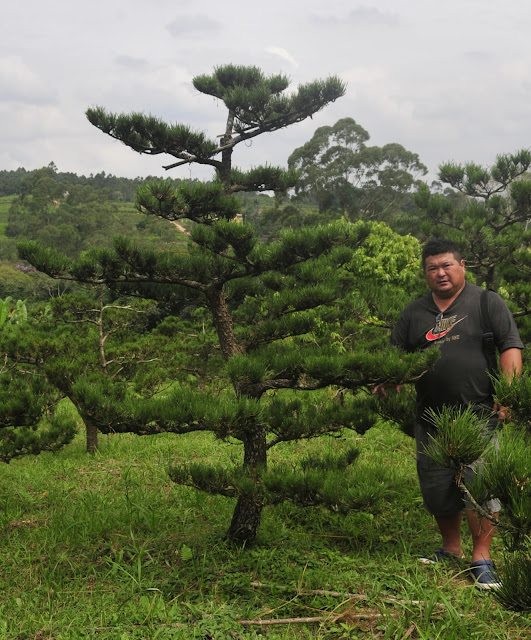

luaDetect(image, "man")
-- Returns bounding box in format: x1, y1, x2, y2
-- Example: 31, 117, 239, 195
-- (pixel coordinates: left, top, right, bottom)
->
389, 238, 523, 589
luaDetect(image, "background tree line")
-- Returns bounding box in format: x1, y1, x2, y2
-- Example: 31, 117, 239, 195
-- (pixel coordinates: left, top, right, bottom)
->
0, 162, 174, 201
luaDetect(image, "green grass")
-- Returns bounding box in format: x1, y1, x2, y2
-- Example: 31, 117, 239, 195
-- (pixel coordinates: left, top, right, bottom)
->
0, 424, 529, 639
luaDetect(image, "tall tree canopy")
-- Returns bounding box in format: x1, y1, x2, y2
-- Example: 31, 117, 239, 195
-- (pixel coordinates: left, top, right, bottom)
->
288, 117, 427, 222
86, 64, 346, 195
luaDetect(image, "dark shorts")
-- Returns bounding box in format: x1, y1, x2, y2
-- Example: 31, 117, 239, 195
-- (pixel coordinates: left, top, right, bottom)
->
414, 419, 501, 517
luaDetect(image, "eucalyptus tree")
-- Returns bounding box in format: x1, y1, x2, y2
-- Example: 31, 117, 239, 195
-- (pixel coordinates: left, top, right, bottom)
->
18, 65, 434, 541
288, 117, 427, 222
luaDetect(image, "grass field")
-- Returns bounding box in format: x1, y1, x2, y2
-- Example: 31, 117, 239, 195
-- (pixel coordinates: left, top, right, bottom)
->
0, 421, 528, 640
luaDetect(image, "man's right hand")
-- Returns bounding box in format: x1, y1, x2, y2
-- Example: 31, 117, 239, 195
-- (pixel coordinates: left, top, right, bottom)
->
372, 384, 403, 398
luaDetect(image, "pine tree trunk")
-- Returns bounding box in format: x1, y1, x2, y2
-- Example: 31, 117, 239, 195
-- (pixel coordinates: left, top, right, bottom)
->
208, 286, 243, 359
85, 421, 99, 454
226, 427, 267, 542
209, 277, 264, 542
219, 111, 234, 194
71, 398, 99, 454
226, 492, 263, 542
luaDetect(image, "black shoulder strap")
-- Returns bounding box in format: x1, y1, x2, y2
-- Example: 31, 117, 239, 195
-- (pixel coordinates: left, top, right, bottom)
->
480, 288, 498, 375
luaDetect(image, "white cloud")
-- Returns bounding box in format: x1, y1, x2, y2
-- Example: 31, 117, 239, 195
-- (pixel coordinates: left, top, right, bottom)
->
266, 47, 299, 68
1, 0, 531, 179
0, 56, 57, 104
0, 103, 75, 143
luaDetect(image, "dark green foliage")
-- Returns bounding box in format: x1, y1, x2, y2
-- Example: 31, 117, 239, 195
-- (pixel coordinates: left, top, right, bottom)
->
262, 462, 391, 512
0, 372, 53, 430
0, 411, 77, 463
0, 355, 77, 462
373, 385, 418, 437
67, 379, 269, 441
422, 405, 493, 467
493, 372, 531, 433
171, 442, 391, 512
136, 179, 241, 223
193, 65, 345, 134
495, 554, 531, 612
477, 431, 531, 549
0, 293, 217, 454
419, 373, 531, 610
300, 445, 360, 470
289, 117, 427, 223
169, 462, 251, 499
262, 392, 379, 442
414, 150, 531, 304
17, 241, 73, 276
230, 165, 299, 194
86, 107, 219, 159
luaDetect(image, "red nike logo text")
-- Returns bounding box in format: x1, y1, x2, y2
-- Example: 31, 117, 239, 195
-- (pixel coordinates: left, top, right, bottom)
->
426, 327, 453, 340
426, 315, 467, 342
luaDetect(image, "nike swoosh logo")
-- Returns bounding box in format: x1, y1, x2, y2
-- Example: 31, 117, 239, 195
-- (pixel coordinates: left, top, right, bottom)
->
426, 316, 467, 341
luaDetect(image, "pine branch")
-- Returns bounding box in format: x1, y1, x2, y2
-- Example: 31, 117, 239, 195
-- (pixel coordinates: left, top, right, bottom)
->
249, 581, 440, 608
457, 477, 500, 527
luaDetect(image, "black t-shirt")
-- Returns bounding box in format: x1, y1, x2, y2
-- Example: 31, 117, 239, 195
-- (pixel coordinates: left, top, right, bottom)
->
391, 283, 523, 421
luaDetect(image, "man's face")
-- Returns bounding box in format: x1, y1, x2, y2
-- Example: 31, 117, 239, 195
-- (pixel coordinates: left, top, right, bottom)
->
424, 252, 466, 299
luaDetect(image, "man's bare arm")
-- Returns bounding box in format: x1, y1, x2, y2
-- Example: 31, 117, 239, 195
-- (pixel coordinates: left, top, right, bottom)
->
499, 347, 522, 379
496, 347, 523, 421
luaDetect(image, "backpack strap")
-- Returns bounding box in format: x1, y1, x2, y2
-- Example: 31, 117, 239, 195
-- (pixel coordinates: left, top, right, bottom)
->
480, 288, 498, 376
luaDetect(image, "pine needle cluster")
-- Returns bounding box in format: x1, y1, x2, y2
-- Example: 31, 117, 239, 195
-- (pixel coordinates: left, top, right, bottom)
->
422, 405, 494, 468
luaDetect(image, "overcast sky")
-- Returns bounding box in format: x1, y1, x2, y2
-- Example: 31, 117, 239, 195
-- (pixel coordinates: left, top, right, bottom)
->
2, 0, 530, 184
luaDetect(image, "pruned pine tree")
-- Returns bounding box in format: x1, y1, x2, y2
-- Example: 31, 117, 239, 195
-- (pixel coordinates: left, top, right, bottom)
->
414, 151, 531, 299
417, 374, 531, 612
489, 376, 531, 612
0, 293, 193, 454
0, 300, 77, 462
86, 64, 346, 195
0, 366, 77, 463
18, 65, 435, 541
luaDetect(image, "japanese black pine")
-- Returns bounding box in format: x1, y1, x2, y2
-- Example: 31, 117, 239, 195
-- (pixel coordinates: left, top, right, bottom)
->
18, 65, 433, 541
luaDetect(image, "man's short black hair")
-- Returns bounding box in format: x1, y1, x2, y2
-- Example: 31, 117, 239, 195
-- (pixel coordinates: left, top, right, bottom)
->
421, 238, 462, 269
